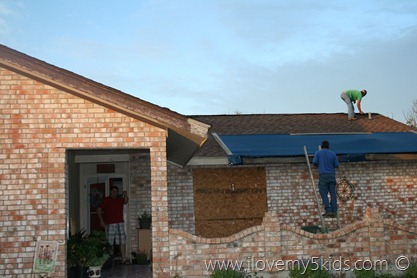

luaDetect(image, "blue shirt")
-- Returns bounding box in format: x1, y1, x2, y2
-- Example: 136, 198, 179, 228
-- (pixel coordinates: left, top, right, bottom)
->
313, 148, 339, 175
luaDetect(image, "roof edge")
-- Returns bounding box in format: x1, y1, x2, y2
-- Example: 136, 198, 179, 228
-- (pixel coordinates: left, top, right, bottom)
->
0, 44, 208, 144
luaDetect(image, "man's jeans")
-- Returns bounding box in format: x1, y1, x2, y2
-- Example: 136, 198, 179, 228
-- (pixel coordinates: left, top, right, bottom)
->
341, 91, 355, 118
318, 173, 338, 213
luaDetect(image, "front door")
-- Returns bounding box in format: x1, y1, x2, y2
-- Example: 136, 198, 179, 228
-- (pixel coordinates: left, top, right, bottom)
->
89, 178, 106, 232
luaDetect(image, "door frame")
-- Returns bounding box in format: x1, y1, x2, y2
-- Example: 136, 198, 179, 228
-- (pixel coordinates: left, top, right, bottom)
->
75, 153, 132, 260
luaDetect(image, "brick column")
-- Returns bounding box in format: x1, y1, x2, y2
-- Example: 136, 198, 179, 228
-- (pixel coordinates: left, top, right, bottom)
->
264, 211, 283, 262
150, 146, 170, 277
364, 208, 386, 262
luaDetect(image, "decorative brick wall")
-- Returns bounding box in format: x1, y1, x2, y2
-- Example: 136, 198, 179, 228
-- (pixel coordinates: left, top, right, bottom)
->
0, 68, 168, 277
168, 208, 417, 277
166, 160, 417, 276
266, 160, 417, 229
168, 160, 417, 237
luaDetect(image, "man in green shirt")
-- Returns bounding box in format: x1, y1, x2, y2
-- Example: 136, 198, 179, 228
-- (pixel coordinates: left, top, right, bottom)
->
340, 89, 367, 120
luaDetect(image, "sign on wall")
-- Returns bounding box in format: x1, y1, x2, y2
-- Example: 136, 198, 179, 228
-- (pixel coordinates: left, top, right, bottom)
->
33, 240, 59, 274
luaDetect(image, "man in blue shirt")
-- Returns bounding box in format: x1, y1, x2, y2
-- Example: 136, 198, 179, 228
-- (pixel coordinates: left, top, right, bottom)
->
313, 141, 339, 218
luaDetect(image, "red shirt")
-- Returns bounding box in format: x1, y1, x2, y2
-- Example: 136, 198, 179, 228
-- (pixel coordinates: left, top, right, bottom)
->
99, 196, 125, 224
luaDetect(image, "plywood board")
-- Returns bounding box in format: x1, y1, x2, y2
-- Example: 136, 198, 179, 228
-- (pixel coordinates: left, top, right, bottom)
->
193, 167, 267, 238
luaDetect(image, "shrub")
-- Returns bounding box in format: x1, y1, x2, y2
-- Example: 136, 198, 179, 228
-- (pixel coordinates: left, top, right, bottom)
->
210, 269, 248, 278
404, 263, 417, 278
289, 263, 331, 278
353, 269, 395, 278
67, 229, 111, 267
138, 211, 152, 229
353, 269, 375, 278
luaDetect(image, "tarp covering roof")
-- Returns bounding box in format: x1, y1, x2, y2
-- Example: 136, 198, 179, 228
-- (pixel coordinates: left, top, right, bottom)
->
217, 132, 417, 165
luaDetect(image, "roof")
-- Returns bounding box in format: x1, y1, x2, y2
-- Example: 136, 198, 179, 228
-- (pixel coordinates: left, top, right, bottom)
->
220, 132, 417, 164
190, 113, 417, 164
0, 44, 209, 166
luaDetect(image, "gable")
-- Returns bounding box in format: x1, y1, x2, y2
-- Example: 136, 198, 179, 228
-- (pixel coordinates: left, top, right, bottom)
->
0, 44, 209, 166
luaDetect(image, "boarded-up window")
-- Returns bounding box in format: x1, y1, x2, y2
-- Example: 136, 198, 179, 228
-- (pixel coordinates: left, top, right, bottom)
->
193, 167, 267, 238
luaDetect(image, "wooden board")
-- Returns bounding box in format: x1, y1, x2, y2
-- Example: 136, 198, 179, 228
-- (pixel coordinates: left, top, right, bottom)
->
193, 167, 267, 238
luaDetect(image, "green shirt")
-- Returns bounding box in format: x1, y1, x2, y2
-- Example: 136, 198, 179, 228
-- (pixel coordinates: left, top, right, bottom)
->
345, 90, 363, 101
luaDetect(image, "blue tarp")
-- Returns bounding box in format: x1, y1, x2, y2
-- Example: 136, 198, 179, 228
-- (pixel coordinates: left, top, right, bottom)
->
218, 132, 417, 165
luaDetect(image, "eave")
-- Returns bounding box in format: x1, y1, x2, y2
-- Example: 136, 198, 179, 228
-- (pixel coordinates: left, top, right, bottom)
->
0, 44, 209, 166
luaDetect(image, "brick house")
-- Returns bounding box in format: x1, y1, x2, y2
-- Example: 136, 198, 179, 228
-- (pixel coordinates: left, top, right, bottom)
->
0, 44, 209, 277
1, 44, 417, 277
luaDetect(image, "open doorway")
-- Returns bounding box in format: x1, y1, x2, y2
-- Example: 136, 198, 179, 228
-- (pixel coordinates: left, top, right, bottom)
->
67, 149, 152, 264
87, 176, 126, 234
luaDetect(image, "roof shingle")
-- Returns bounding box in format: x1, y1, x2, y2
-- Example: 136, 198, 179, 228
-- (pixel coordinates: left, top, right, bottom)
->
191, 113, 416, 157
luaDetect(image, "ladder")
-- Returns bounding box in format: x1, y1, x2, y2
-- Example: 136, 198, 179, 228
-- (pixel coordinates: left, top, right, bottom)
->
303, 146, 341, 231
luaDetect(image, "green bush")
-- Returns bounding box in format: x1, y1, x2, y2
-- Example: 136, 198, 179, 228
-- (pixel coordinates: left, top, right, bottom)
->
210, 269, 247, 278
404, 263, 417, 278
67, 229, 111, 267
353, 269, 396, 278
138, 211, 152, 229
354, 269, 376, 278
289, 263, 331, 278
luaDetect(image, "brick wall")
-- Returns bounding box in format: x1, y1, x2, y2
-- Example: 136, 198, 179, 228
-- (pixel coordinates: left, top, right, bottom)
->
150, 146, 170, 276
266, 160, 417, 229
166, 160, 417, 276
0, 68, 168, 277
168, 208, 417, 277
168, 160, 417, 236
168, 164, 195, 234
128, 156, 196, 253
129, 152, 152, 251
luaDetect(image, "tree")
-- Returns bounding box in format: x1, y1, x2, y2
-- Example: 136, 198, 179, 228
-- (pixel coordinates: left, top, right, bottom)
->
404, 99, 417, 128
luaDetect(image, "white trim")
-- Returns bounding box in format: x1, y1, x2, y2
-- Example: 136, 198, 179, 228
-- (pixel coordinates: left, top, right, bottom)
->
186, 156, 229, 166
167, 160, 185, 168
212, 133, 233, 155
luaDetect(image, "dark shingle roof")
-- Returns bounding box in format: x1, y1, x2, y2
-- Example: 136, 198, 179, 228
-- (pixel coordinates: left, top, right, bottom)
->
191, 113, 416, 157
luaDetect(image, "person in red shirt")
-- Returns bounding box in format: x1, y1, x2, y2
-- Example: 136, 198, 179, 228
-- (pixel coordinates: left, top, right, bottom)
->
97, 186, 129, 264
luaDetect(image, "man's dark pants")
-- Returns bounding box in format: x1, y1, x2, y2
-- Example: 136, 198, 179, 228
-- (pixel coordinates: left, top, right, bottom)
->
318, 173, 337, 213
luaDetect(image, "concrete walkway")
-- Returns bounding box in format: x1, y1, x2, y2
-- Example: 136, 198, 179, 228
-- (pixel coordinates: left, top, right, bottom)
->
101, 264, 152, 278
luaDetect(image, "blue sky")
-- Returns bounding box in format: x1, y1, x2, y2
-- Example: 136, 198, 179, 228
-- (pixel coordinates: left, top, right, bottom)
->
1, 1, 417, 122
